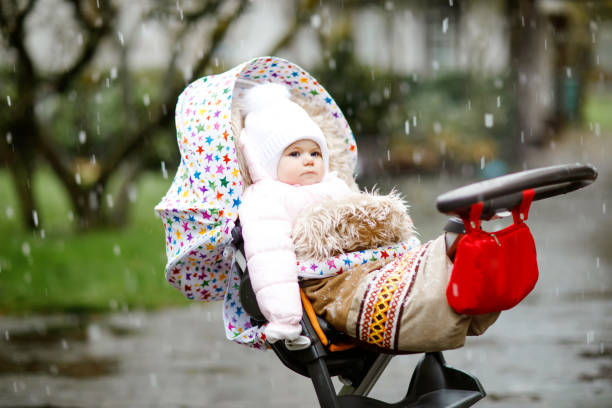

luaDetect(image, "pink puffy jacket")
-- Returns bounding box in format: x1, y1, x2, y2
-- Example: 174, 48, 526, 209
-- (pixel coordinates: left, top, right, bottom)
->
239, 174, 352, 342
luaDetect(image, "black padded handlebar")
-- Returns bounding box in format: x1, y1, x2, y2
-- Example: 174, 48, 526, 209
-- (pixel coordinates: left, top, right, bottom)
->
436, 163, 597, 218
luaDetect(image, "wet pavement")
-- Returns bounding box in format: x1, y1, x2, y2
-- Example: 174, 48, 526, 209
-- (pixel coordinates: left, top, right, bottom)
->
1, 130, 611, 407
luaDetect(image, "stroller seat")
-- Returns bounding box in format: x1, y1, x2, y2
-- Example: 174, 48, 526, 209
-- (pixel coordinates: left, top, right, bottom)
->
231, 223, 485, 408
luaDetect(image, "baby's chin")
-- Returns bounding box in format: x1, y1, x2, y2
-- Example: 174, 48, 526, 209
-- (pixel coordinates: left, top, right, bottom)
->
298, 174, 323, 185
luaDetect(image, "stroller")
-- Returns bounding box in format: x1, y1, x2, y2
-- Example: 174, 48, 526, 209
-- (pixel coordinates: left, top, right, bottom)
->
155, 56, 597, 407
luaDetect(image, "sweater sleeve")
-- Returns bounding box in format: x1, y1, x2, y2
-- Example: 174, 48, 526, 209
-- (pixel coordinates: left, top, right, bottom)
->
239, 183, 302, 342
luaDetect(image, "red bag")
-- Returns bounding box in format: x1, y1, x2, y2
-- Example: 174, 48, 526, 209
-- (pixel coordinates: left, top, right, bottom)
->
446, 189, 539, 315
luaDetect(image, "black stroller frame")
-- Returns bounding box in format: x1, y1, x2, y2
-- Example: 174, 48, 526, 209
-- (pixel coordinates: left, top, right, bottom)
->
232, 163, 596, 408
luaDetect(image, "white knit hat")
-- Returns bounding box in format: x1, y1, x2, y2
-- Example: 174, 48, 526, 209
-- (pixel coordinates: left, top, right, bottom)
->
242, 83, 329, 180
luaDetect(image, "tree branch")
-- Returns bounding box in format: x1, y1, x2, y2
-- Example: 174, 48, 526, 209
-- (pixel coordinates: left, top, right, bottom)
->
0, 128, 14, 167
142, 0, 222, 23
98, 0, 252, 183
34, 126, 82, 197
1, 0, 37, 39
97, 110, 173, 186
268, 0, 318, 56
107, 157, 147, 227
118, 13, 146, 134
189, 0, 250, 79
6, 0, 37, 81
157, 0, 238, 104
54, 0, 116, 93
182, 0, 223, 23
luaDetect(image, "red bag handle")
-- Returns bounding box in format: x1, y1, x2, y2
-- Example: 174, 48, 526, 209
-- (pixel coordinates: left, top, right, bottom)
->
462, 201, 484, 233
463, 188, 535, 232
512, 188, 535, 224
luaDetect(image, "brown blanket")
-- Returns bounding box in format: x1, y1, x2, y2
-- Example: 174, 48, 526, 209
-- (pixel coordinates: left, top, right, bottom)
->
301, 235, 499, 353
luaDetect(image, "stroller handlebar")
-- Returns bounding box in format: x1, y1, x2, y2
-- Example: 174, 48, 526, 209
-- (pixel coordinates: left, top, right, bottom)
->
436, 163, 598, 218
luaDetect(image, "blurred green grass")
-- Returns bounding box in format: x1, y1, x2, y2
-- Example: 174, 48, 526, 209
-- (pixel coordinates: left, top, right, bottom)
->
584, 87, 612, 131
0, 169, 190, 314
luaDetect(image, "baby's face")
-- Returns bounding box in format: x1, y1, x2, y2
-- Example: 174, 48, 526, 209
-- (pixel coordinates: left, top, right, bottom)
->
277, 139, 324, 186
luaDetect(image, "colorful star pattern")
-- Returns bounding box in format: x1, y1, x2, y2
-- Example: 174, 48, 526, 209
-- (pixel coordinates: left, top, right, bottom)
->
296, 237, 421, 279
155, 56, 358, 349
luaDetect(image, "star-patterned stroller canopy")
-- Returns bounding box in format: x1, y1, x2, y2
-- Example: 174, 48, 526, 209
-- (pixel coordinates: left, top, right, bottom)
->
155, 56, 357, 303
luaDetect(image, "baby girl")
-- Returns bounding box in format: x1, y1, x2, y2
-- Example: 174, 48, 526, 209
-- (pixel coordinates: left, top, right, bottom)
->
237, 83, 352, 344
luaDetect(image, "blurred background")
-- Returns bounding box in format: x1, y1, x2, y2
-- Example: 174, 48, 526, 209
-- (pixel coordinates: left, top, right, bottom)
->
0, 0, 610, 407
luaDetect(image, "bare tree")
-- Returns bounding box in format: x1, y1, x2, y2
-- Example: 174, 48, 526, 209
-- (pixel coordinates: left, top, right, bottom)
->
0, 0, 315, 230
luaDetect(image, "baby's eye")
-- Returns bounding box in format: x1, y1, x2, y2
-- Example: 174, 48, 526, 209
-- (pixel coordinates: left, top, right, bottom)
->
288, 151, 300, 157
311, 151, 321, 157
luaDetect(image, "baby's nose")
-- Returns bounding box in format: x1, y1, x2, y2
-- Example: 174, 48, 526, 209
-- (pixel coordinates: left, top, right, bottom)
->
303, 154, 314, 164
